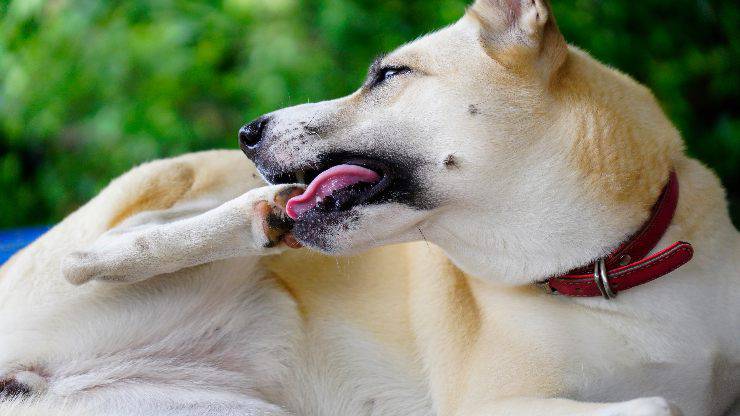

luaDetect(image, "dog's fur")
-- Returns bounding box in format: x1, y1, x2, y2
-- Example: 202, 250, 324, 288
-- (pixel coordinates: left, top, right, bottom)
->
1, 1, 739, 415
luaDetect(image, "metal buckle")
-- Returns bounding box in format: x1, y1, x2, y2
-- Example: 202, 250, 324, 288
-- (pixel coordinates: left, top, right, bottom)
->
593, 259, 616, 300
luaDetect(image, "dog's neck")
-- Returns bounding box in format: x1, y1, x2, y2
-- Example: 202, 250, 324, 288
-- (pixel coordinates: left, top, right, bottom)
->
545, 172, 694, 298
423, 157, 736, 287
423, 170, 639, 284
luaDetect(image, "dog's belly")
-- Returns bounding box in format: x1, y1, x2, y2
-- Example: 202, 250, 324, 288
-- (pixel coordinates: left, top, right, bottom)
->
1, 248, 433, 415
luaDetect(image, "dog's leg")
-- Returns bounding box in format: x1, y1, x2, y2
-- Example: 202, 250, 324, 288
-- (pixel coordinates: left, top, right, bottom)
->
61, 184, 303, 285
464, 396, 682, 416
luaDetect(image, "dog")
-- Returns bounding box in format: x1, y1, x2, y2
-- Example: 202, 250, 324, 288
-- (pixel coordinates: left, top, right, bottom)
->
1, 0, 738, 415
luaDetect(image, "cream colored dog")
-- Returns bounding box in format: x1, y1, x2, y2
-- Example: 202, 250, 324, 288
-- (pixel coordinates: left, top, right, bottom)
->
1, 1, 739, 415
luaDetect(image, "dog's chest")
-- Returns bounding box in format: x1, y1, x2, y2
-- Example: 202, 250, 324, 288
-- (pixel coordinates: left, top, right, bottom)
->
278, 322, 433, 416
265, 246, 434, 415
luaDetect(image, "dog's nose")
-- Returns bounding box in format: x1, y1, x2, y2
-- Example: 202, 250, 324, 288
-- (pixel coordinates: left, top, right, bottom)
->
239, 116, 270, 149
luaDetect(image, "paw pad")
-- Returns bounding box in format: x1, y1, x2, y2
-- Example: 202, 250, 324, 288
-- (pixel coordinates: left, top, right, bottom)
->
254, 186, 305, 248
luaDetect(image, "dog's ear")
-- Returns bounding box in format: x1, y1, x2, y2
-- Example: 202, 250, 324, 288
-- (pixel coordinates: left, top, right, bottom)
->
469, 0, 566, 76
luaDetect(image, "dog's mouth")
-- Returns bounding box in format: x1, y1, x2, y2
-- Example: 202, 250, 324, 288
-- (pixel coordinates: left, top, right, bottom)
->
265, 157, 393, 220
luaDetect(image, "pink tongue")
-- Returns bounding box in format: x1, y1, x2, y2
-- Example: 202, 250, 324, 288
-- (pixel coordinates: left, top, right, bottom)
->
286, 164, 380, 219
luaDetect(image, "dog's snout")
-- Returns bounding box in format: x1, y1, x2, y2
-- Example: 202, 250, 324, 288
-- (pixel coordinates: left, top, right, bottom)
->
239, 116, 270, 150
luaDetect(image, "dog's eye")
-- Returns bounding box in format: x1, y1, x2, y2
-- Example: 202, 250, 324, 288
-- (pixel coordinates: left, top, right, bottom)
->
374, 66, 411, 86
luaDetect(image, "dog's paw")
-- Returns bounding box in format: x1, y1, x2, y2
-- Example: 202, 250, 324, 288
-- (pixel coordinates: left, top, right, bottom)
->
62, 250, 103, 285
0, 370, 47, 398
62, 247, 120, 285
601, 397, 682, 416
253, 185, 304, 249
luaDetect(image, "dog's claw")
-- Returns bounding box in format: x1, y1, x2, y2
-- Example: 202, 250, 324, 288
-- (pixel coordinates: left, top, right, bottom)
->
255, 185, 304, 248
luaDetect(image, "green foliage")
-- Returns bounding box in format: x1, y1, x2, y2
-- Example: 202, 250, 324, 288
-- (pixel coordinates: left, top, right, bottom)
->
1, 0, 738, 227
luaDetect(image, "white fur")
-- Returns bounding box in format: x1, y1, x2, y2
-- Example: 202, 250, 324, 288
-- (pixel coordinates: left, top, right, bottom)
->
2, 0, 739, 415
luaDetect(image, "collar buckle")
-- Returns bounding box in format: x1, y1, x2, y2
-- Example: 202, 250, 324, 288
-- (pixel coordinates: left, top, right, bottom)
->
593, 259, 616, 299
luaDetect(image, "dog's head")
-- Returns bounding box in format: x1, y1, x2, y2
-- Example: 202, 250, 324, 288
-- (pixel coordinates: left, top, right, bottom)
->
241, 0, 682, 282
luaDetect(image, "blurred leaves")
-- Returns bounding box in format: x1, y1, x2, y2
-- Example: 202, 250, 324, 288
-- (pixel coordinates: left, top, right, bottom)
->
0, 0, 738, 227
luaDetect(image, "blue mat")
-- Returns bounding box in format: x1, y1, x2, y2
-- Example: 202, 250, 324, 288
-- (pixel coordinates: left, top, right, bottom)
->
0, 227, 50, 265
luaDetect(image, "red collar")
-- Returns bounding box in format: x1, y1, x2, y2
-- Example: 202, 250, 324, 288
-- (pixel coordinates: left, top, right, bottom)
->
546, 172, 693, 299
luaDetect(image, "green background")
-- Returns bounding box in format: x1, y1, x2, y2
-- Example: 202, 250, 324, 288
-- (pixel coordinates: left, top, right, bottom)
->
1, 0, 738, 228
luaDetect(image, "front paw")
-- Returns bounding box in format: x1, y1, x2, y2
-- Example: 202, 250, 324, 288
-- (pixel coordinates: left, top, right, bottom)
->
253, 185, 304, 249
602, 397, 682, 416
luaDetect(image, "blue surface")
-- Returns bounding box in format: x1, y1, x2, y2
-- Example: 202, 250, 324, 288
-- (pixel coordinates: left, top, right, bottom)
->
0, 227, 50, 265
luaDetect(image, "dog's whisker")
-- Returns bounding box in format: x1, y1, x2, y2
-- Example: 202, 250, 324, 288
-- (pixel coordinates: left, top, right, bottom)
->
364, 229, 380, 247
417, 226, 431, 250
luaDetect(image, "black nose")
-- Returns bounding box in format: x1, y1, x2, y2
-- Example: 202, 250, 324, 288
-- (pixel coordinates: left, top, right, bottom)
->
238, 116, 269, 149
